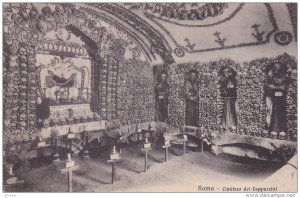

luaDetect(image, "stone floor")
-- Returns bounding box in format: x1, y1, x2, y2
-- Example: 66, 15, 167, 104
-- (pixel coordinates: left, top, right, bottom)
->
4, 143, 284, 192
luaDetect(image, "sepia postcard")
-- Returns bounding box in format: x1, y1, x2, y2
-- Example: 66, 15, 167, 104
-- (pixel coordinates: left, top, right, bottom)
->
2, 1, 298, 195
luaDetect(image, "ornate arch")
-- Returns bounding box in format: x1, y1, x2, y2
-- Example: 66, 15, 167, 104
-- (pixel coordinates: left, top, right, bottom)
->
3, 3, 163, 143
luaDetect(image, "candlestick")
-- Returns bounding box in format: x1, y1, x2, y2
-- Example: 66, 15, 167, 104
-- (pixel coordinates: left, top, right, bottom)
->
67, 153, 72, 162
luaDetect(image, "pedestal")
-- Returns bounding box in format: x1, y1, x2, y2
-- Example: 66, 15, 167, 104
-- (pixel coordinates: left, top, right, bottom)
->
83, 132, 90, 159
107, 159, 122, 184
141, 148, 151, 172
61, 164, 80, 192
162, 144, 171, 162
52, 136, 60, 163
182, 135, 188, 155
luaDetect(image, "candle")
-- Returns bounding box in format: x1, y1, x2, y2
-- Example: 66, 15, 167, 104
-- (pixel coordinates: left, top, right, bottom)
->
67, 153, 72, 161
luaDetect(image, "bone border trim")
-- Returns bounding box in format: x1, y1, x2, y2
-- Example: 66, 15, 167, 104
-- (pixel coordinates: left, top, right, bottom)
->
147, 3, 278, 54
146, 3, 244, 28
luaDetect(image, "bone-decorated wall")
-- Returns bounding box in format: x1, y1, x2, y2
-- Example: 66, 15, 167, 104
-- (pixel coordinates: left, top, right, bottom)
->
154, 53, 297, 141
3, 3, 156, 152
3, 3, 297, 155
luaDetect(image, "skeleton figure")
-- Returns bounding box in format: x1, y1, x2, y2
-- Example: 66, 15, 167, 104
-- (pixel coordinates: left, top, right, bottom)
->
265, 61, 287, 133
12, 13, 23, 25
185, 69, 199, 127
41, 7, 53, 22
54, 5, 65, 18
219, 67, 237, 132
155, 71, 169, 123
29, 6, 39, 20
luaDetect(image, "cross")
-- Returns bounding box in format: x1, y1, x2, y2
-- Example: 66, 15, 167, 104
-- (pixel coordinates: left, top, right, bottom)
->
162, 139, 171, 162
67, 129, 76, 154
107, 158, 122, 184
106, 146, 121, 184
52, 129, 60, 163
182, 134, 188, 155
60, 155, 79, 192
141, 138, 152, 172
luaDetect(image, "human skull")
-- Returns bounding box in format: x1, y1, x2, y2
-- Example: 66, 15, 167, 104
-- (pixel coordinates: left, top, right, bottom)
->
19, 48, 27, 55
261, 130, 269, 138
13, 13, 23, 25
28, 57, 36, 65
210, 132, 217, 141
71, 97, 77, 103
87, 114, 94, 122
19, 85, 26, 92
51, 118, 59, 126
291, 133, 297, 141
20, 92, 27, 98
73, 116, 80, 123
20, 114, 27, 121
12, 99, 19, 106
20, 121, 27, 130
37, 20, 48, 32
30, 79, 37, 86
29, 7, 39, 20
21, 70, 28, 77
63, 4, 74, 15
29, 65, 36, 72
270, 131, 278, 139
20, 63, 27, 69
11, 115, 18, 122
19, 106, 27, 114
29, 87, 37, 94
14, 72, 21, 79
80, 116, 87, 123
19, 9, 29, 21
19, 55, 27, 63
93, 113, 101, 121
43, 119, 50, 128
9, 59, 18, 68
41, 7, 53, 18
12, 91, 19, 97
29, 101, 36, 109
19, 99, 27, 106
278, 132, 286, 140
29, 113, 35, 120
55, 5, 65, 15
11, 107, 19, 114
243, 129, 249, 135
59, 118, 66, 125
66, 117, 74, 125
29, 94, 37, 100
10, 123, 17, 131
21, 77, 28, 84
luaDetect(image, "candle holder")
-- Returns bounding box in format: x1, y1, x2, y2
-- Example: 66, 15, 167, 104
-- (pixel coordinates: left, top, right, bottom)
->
107, 146, 122, 184
110, 146, 120, 160
82, 131, 90, 159
143, 138, 151, 149
52, 136, 60, 163
162, 136, 171, 162
182, 134, 188, 155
